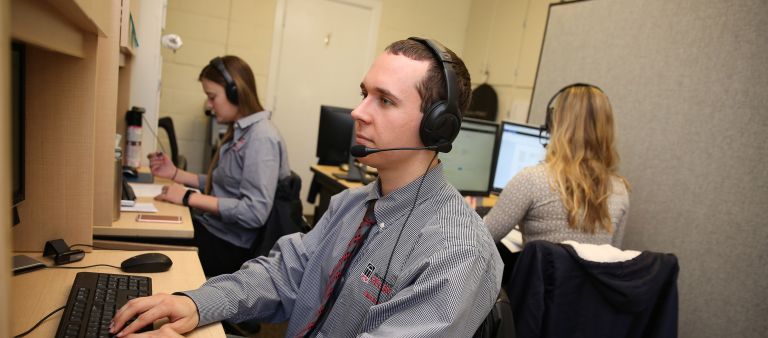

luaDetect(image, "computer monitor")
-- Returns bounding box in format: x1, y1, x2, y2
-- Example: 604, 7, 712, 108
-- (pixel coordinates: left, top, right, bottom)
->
316, 105, 354, 165
492, 122, 548, 192
11, 42, 26, 226
441, 118, 499, 196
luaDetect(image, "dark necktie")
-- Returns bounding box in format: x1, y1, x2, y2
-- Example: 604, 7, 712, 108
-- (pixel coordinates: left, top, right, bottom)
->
297, 200, 377, 337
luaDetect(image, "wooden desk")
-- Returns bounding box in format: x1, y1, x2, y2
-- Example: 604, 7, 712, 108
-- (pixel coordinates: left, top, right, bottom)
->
309, 165, 366, 222
94, 177, 195, 240
94, 196, 194, 239
310, 164, 498, 221
465, 194, 498, 208
11, 250, 225, 338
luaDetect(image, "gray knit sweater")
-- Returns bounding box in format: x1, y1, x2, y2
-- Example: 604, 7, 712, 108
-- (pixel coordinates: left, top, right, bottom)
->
484, 165, 630, 247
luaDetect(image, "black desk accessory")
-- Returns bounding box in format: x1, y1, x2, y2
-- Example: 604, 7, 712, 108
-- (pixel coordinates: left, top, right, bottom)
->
43, 239, 85, 265
12, 254, 46, 275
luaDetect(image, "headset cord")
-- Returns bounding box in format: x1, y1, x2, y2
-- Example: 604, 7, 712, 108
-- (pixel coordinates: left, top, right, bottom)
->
70, 243, 116, 250
375, 151, 439, 304
13, 306, 66, 338
45, 264, 122, 270
141, 113, 168, 155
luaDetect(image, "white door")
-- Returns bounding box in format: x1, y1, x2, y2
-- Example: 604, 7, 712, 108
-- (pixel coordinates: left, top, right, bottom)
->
268, 0, 381, 215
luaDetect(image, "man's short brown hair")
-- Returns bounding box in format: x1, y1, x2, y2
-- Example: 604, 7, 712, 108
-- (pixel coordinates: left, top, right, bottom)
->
385, 39, 471, 117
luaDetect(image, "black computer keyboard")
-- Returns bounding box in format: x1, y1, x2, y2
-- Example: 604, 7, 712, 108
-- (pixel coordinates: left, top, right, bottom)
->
55, 272, 152, 338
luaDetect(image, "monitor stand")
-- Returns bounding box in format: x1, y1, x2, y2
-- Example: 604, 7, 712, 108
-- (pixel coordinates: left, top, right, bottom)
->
333, 158, 373, 184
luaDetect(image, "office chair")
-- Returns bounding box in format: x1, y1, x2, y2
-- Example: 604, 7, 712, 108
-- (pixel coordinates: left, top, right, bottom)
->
473, 289, 516, 338
250, 171, 310, 258
158, 116, 187, 170
229, 171, 309, 336
466, 83, 498, 121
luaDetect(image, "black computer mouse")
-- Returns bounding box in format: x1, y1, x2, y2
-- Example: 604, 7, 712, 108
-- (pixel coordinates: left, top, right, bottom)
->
121, 253, 173, 273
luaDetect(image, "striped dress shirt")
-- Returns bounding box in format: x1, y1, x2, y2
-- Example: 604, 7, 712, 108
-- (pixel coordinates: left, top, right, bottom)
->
195, 111, 291, 249
182, 163, 503, 337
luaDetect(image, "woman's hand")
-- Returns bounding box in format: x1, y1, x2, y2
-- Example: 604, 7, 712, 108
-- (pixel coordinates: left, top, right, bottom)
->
147, 152, 177, 180
110, 293, 199, 337
155, 183, 187, 205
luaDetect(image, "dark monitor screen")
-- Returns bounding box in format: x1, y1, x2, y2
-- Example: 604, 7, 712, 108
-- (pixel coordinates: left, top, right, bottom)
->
492, 122, 547, 192
441, 118, 499, 196
316, 105, 354, 166
12, 42, 25, 207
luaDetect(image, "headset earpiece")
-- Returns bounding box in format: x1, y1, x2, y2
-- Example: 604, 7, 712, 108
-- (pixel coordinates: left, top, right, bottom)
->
408, 37, 461, 150
210, 57, 239, 105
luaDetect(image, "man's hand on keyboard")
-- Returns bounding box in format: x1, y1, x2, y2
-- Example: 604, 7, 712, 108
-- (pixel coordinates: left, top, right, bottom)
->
110, 293, 199, 337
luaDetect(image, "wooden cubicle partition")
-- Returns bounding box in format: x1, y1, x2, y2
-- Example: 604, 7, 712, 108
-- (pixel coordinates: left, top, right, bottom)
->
12, 37, 99, 251
2, 0, 12, 336
10, 0, 124, 251
93, 0, 121, 230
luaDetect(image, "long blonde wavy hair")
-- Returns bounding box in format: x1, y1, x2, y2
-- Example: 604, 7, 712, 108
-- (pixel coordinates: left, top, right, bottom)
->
544, 85, 629, 233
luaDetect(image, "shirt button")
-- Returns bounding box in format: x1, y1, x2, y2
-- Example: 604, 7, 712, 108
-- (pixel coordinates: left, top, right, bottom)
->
379, 222, 386, 229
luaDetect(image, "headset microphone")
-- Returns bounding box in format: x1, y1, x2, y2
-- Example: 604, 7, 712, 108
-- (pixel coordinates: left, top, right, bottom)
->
350, 143, 452, 157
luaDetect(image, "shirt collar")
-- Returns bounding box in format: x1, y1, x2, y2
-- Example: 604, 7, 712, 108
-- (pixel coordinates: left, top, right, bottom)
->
364, 162, 447, 228
233, 110, 269, 140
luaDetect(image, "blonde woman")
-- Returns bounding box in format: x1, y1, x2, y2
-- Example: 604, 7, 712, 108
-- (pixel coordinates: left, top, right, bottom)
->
484, 84, 630, 247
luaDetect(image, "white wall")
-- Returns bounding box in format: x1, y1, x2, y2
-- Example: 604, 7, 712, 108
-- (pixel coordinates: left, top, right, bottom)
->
129, 0, 166, 166
161, 0, 277, 173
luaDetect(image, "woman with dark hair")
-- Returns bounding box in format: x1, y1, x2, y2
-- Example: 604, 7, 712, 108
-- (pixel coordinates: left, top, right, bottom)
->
149, 55, 291, 276
485, 84, 630, 247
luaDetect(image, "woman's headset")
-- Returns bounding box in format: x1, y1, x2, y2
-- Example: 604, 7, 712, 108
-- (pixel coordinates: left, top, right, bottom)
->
209, 57, 239, 105
540, 82, 604, 135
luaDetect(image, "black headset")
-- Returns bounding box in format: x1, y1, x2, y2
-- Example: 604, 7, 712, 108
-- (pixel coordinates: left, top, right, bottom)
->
408, 37, 462, 150
210, 57, 239, 105
540, 82, 604, 135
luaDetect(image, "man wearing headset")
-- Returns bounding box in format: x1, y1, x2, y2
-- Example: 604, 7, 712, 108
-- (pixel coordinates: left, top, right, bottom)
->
110, 38, 503, 338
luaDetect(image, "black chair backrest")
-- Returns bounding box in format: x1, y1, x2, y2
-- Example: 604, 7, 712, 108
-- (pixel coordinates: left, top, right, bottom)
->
473, 288, 516, 338
250, 171, 310, 257
158, 116, 181, 167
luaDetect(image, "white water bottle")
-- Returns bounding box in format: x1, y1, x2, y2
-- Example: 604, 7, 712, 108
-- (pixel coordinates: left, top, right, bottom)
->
124, 106, 145, 168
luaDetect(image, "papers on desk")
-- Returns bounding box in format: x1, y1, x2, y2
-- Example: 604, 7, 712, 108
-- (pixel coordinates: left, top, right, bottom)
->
121, 202, 158, 213
128, 183, 165, 197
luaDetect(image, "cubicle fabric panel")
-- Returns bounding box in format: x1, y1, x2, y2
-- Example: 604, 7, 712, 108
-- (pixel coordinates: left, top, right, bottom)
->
527, 1, 768, 337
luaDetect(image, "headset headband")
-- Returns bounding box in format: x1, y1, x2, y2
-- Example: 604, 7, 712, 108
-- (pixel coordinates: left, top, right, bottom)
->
407, 37, 459, 114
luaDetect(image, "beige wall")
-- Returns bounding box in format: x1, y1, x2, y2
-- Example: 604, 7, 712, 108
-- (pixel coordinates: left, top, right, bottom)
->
463, 0, 559, 124
162, 0, 552, 173
375, 0, 473, 56
161, 0, 277, 173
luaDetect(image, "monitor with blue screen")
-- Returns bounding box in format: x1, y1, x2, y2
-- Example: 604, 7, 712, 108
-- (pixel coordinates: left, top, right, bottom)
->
492, 122, 548, 192
441, 118, 499, 196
